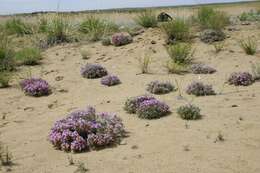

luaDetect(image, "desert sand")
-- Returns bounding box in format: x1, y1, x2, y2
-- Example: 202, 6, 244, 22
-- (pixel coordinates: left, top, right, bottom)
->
1, 2, 260, 173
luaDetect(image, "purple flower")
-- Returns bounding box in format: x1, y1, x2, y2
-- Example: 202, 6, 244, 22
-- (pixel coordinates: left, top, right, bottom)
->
228, 72, 254, 86
186, 81, 215, 96
101, 75, 121, 86
137, 99, 170, 119
124, 95, 156, 113
146, 81, 174, 94
20, 78, 51, 97
111, 32, 133, 46
49, 106, 125, 153
190, 64, 216, 74
81, 64, 108, 79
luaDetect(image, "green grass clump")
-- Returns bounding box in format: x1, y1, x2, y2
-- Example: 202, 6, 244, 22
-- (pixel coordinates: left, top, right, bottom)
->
79, 16, 118, 41
15, 47, 42, 65
0, 32, 15, 72
239, 37, 257, 55
38, 17, 48, 33
197, 7, 229, 30
177, 104, 201, 120
239, 10, 260, 21
167, 43, 194, 65
0, 72, 12, 88
46, 16, 72, 45
5, 18, 33, 36
166, 61, 189, 74
135, 10, 158, 28
161, 18, 190, 43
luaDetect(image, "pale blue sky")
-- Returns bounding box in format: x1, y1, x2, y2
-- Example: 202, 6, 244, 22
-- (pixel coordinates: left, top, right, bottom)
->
0, 0, 254, 15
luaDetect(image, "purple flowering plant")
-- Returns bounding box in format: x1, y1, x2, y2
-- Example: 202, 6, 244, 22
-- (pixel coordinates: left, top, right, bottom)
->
136, 99, 170, 119
146, 81, 174, 95
20, 78, 51, 97
124, 95, 156, 114
190, 64, 216, 74
81, 64, 108, 79
101, 75, 121, 86
228, 72, 254, 86
186, 81, 215, 96
111, 32, 133, 46
49, 106, 125, 153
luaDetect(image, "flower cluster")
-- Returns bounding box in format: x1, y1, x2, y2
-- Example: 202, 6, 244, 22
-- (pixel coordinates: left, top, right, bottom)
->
190, 64, 216, 74
177, 104, 201, 120
146, 81, 174, 95
111, 32, 133, 46
49, 106, 125, 153
124, 95, 155, 114
186, 81, 215, 96
228, 72, 254, 86
81, 64, 108, 79
101, 75, 121, 86
20, 78, 51, 97
137, 99, 170, 119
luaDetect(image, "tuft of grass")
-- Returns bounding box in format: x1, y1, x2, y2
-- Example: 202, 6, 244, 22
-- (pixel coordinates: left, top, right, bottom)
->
197, 7, 229, 30
15, 47, 42, 65
38, 17, 48, 33
79, 16, 118, 41
239, 10, 260, 21
138, 56, 152, 74
0, 72, 12, 88
0, 32, 15, 72
80, 49, 90, 60
177, 104, 201, 120
5, 18, 33, 36
167, 43, 194, 65
135, 10, 158, 28
74, 162, 88, 173
46, 16, 71, 45
251, 63, 260, 80
213, 41, 225, 53
0, 144, 13, 167
67, 155, 74, 165
239, 37, 257, 55
166, 61, 189, 74
161, 18, 190, 43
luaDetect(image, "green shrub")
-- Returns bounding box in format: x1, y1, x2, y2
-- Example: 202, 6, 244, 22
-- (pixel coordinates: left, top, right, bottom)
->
177, 104, 201, 120
167, 43, 194, 65
46, 16, 71, 45
166, 61, 189, 74
135, 10, 158, 28
161, 18, 190, 43
0, 72, 12, 88
0, 32, 15, 71
5, 18, 33, 36
239, 37, 257, 55
15, 47, 42, 65
239, 10, 260, 21
197, 7, 229, 30
79, 16, 118, 41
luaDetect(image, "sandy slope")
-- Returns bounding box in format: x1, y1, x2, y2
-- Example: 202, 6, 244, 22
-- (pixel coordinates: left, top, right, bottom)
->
1, 3, 260, 173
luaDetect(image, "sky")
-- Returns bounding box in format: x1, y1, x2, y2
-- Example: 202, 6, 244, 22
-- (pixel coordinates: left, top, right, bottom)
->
0, 0, 254, 15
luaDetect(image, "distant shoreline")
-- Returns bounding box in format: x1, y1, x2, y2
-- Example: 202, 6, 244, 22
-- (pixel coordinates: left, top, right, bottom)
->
1, 0, 258, 16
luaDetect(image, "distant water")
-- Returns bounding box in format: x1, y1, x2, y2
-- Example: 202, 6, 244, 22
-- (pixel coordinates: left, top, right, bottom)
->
0, 0, 255, 15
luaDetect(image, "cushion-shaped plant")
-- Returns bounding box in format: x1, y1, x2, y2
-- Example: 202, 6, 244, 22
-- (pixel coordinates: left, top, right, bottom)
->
49, 106, 125, 153
186, 81, 215, 96
228, 72, 254, 86
101, 75, 121, 86
20, 78, 51, 97
111, 32, 133, 46
124, 95, 155, 114
190, 64, 216, 74
101, 37, 111, 46
177, 104, 201, 120
81, 64, 108, 79
146, 81, 174, 94
136, 99, 170, 119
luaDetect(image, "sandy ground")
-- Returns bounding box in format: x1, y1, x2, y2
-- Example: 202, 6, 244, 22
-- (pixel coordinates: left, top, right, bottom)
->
1, 2, 260, 173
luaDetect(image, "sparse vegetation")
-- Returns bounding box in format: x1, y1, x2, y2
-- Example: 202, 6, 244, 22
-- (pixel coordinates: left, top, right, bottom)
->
135, 10, 158, 28
167, 43, 194, 65
186, 81, 216, 96
0, 144, 13, 167
5, 18, 33, 36
177, 104, 201, 120
161, 18, 191, 43
81, 64, 108, 79
101, 37, 111, 46
15, 47, 42, 65
239, 37, 257, 55
74, 162, 88, 173
213, 41, 225, 53
190, 64, 216, 74
0, 32, 15, 72
80, 49, 90, 60
166, 61, 189, 74
101, 75, 121, 86
239, 10, 260, 21
197, 7, 229, 30
0, 72, 12, 88
124, 95, 155, 114
251, 63, 260, 80
228, 72, 254, 86
138, 56, 152, 74
146, 81, 174, 94
111, 32, 133, 46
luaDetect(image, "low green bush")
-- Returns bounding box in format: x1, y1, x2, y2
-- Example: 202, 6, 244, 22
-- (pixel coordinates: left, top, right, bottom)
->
15, 47, 42, 65
135, 10, 158, 28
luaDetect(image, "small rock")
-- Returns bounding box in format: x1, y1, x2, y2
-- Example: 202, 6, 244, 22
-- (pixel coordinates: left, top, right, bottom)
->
24, 107, 34, 111
231, 104, 238, 107
57, 89, 68, 93
151, 40, 156, 44
131, 145, 138, 149
145, 124, 149, 127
